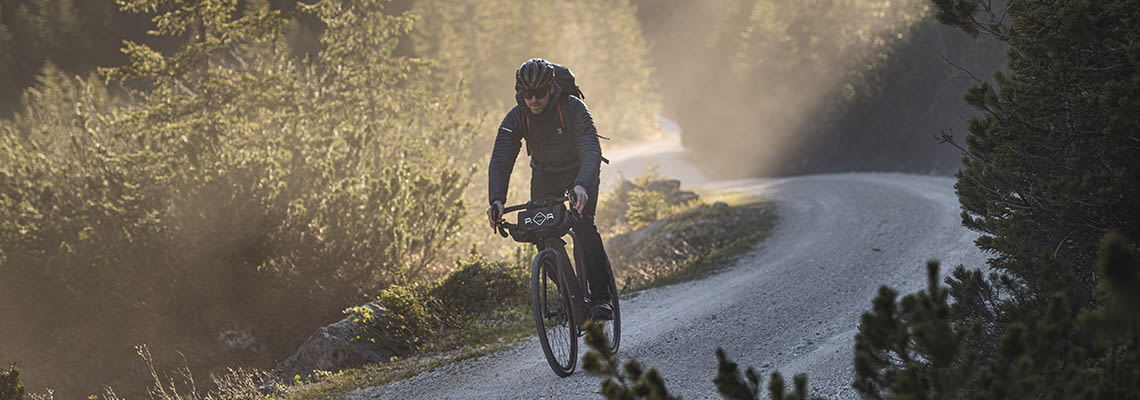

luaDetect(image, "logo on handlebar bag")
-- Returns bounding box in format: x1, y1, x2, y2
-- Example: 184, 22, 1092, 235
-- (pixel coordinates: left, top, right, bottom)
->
525, 212, 556, 226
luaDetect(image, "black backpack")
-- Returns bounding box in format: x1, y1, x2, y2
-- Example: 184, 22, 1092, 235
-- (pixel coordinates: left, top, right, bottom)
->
551, 63, 584, 100
523, 63, 609, 163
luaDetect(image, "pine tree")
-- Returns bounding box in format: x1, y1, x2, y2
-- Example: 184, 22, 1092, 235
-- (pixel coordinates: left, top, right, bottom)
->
0, 0, 140, 115
938, 0, 1140, 343
848, 0, 1140, 398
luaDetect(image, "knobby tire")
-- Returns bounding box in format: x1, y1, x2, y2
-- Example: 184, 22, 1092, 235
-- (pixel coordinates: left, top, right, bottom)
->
532, 250, 577, 377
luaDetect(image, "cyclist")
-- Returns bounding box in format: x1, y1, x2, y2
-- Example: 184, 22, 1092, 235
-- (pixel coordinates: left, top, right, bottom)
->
487, 58, 614, 320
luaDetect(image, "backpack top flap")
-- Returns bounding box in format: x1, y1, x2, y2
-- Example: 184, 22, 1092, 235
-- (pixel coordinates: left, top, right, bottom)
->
551, 63, 584, 100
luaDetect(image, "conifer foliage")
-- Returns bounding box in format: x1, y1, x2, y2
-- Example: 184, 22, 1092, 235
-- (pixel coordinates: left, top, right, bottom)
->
851, 0, 1140, 398
853, 234, 1140, 399
0, 0, 475, 396
595, 1, 1140, 398
853, 261, 976, 400
0, 366, 25, 400
946, 0, 1140, 324
582, 322, 825, 400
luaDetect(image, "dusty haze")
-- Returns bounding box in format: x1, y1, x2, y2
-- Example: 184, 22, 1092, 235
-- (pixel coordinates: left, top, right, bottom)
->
631, 0, 1005, 178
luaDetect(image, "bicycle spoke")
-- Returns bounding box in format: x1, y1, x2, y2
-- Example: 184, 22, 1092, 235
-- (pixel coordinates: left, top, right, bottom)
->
532, 251, 577, 376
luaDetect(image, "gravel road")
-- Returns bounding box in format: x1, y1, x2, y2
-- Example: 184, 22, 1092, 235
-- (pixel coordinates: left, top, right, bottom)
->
345, 169, 987, 400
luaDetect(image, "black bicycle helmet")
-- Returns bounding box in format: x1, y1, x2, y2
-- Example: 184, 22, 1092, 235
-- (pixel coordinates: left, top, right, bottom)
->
515, 58, 555, 91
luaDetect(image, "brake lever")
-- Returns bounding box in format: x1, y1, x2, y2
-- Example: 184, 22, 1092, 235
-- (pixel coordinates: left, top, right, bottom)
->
491, 204, 503, 222
566, 192, 582, 220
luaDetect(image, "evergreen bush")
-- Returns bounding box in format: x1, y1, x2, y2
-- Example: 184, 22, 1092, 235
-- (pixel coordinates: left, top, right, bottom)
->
853, 234, 1140, 399
850, 1, 1140, 396
0, 0, 475, 396
623, 164, 672, 230
0, 365, 25, 400
591, 235, 1138, 400
582, 322, 825, 400
348, 254, 530, 353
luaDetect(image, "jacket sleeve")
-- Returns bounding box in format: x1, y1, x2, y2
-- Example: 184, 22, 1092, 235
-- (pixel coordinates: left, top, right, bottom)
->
488, 108, 523, 205
568, 98, 603, 189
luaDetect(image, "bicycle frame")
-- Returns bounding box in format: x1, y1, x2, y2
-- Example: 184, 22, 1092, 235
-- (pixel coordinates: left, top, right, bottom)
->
497, 196, 591, 327
542, 233, 591, 328
497, 194, 621, 375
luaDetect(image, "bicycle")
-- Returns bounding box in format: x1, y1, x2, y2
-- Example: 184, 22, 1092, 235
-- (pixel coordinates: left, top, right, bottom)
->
493, 194, 621, 377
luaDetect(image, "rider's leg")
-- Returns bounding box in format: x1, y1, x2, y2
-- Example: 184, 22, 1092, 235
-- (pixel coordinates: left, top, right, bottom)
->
574, 216, 614, 303
574, 179, 614, 304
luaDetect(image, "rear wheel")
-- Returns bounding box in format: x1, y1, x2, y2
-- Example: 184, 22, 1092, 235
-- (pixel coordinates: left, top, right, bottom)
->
532, 250, 577, 377
598, 278, 621, 354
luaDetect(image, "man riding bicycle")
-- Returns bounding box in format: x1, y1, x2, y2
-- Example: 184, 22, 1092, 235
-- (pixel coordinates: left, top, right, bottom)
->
487, 58, 614, 320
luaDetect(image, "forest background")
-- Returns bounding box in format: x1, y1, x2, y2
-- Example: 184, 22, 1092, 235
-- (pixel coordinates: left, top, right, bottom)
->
0, 0, 1008, 397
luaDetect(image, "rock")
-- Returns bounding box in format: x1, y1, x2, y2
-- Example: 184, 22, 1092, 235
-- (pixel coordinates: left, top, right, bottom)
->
644, 179, 681, 194
272, 302, 395, 382
667, 190, 699, 205
606, 216, 670, 250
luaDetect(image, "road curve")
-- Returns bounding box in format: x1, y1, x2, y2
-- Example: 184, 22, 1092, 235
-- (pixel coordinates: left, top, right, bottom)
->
346, 172, 987, 400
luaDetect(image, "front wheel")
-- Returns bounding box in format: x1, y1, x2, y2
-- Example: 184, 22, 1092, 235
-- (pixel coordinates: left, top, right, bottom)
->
532, 250, 577, 377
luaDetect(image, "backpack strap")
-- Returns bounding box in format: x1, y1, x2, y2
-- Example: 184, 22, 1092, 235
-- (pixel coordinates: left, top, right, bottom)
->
559, 101, 610, 164
557, 102, 566, 131
524, 99, 610, 164
523, 114, 533, 156
522, 102, 561, 157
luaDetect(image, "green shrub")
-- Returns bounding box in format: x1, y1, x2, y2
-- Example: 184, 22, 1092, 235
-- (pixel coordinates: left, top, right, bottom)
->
348, 254, 530, 354
626, 189, 668, 230
432, 256, 530, 321
376, 284, 437, 353
0, 0, 476, 397
0, 365, 25, 400
623, 164, 669, 230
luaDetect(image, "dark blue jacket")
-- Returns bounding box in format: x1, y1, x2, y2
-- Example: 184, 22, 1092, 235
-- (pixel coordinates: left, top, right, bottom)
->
488, 82, 603, 206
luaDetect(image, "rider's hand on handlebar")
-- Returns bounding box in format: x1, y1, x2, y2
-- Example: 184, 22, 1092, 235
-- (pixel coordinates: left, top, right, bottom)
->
487, 201, 505, 232
571, 185, 588, 214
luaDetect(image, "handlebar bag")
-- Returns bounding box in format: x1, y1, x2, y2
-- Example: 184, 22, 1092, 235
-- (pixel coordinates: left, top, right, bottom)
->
510, 203, 574, 243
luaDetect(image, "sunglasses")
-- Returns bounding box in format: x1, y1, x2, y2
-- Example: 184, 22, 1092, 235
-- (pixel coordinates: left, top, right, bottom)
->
522, 87, 550, 100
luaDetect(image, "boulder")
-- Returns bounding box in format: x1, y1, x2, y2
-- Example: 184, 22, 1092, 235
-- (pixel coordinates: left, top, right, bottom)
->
272, 302, 394, 382
667, 190, 700, 205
